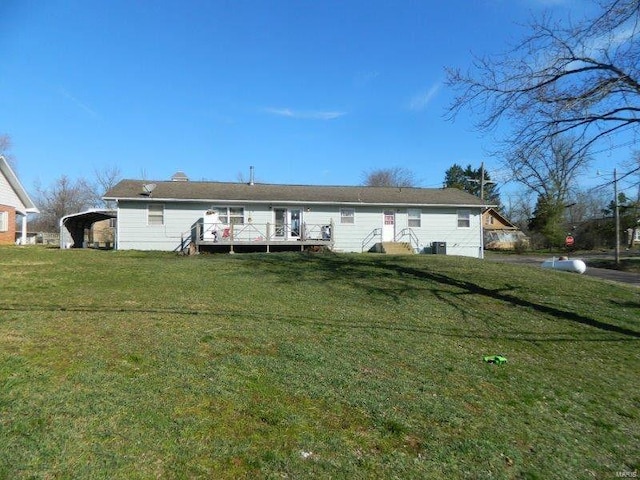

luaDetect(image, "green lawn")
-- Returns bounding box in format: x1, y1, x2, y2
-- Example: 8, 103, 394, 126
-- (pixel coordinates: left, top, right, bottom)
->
0, 246, 638, 479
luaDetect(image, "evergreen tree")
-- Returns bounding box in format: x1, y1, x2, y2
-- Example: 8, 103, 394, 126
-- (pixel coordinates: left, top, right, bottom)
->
444, 163, 501, 207
528, 196, 566, 248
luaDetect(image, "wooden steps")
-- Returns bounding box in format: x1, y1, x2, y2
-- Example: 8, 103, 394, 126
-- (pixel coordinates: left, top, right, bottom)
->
379, 242, 415, 255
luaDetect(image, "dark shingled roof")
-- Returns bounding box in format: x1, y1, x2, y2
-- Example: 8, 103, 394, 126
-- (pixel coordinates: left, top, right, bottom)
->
104, 179, 488, 207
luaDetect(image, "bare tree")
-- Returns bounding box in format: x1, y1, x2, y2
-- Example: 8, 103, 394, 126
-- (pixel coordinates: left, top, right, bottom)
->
0, 134, 16, 170
94, 165, 122, 208
362, 167, 417, 187
33, 176, 100, 231
511, 135, 591, 202
447, 0, 640, 165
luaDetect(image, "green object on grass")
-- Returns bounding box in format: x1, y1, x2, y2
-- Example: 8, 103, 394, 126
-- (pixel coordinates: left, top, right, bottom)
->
483, 355, 507, 365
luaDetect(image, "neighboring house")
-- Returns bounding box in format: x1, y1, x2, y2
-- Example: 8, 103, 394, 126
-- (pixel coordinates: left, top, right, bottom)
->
0, 156, 39, 245
482, 208, 529, 250
104, 175, 489, 258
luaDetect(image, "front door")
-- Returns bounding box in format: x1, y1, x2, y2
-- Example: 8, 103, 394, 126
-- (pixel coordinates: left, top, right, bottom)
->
274, 208, 302, 240
382, 210, 395, 242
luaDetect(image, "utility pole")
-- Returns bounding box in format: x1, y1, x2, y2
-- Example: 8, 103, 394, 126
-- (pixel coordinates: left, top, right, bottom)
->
470, 162, 496, 202
614, 168, 620, 265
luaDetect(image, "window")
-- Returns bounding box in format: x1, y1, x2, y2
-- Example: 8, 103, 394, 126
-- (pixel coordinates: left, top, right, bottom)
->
148, 204, 164, 226
340, 208, 355, 224
457, 209, 470, 228
212, 206, 245, 225
408, 209, 421, 228
0, 211, 8, 232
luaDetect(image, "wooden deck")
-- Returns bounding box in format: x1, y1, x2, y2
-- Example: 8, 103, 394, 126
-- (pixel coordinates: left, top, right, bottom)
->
188, 221, 334, 254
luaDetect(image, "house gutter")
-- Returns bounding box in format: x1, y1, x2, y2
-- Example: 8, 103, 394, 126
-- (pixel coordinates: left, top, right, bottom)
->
103, 196, 490, 209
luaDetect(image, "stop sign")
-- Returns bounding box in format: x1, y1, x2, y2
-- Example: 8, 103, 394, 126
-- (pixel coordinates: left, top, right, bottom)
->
565, 235, 575, 247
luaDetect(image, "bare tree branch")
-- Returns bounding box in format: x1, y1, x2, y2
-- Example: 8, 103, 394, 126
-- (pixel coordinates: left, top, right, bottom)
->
446, 0, 640, 169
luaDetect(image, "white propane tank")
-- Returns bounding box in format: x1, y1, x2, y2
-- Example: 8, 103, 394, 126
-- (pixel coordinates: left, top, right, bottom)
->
541, 257, 587, 274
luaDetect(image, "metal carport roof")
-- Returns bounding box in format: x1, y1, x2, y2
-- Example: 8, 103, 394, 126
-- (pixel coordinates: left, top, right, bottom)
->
60, 209, 116, 248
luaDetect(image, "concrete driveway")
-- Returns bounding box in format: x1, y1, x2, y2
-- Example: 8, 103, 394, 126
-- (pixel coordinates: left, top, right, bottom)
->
484, 252, 640, 288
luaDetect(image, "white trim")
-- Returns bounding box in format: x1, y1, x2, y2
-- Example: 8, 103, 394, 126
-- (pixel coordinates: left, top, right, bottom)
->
0, 211, 8, 232
0, 156, 39, 214
407, 208, 421, 228
457, 209, 471, 228
104, 196, 487, 209
340, 207, 355, 224
147, 204, 165, 226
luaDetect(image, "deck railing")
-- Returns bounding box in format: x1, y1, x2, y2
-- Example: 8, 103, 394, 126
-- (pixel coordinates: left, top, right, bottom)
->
193, 221, 334, 247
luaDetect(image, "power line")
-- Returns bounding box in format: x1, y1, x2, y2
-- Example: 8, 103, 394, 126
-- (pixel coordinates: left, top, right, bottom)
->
587, 165, 640, 193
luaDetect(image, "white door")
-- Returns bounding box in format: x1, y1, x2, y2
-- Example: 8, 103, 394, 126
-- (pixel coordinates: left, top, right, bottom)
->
274, 208, 302, 240
382, 210, 395, 242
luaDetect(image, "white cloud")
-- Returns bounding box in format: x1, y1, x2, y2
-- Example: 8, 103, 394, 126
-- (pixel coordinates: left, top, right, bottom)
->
408, 83, 441, 111
264, 107, 346, 120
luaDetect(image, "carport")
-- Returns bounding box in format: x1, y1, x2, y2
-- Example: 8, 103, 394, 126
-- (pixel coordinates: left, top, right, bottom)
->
60, 209, 117, 249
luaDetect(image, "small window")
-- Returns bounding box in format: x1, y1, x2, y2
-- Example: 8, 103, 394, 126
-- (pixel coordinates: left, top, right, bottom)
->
340, 208, 355, 224
457, 209, 470, 228
212, 206, 245, 225
408, 208, 421, 228
228, 207, 245, 225
0, 211, 8, 232
148, 204, 164, 226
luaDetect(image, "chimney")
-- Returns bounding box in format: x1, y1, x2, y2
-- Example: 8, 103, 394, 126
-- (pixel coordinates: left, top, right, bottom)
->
249, 166, 255, 185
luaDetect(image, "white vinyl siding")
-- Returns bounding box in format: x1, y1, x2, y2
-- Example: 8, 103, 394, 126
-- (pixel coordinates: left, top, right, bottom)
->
340, 208, 355, 224
0, 211, 7, 231
0, 170, 27, 211
408, 208, 421, 228
147, 204, 164, 226
114, 201, 483, 258
457, 209, 470, 228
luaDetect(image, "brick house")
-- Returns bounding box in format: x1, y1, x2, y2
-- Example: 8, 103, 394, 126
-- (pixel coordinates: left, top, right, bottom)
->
0, 156, 39, 244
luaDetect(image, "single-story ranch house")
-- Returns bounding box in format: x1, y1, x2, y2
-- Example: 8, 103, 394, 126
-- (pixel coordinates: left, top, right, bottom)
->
104, 174, 490, 258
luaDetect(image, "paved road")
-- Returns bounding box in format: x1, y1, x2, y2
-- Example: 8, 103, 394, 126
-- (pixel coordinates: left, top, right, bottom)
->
485, 253, 640, 288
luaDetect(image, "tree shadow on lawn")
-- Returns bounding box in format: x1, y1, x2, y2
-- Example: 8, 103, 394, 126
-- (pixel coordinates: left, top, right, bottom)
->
0, 302, 636, 344
236, 253, 640, 340
2, 253, 637, 343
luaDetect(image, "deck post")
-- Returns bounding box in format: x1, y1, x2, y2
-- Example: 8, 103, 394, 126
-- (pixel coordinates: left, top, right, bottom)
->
266, 222, 270, 253
229, 224, 234, 254
330, 220, 335, 249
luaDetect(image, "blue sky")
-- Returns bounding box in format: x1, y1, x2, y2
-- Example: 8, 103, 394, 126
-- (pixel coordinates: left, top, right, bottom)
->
1, 0, 628, 201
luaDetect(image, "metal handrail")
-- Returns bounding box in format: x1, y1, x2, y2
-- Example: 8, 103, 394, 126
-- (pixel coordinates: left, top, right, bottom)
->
361, 228, 382, 252
395, 228, 420, 252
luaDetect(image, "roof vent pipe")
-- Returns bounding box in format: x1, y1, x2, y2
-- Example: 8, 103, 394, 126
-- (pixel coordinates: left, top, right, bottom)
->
249, 166, 255, 185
